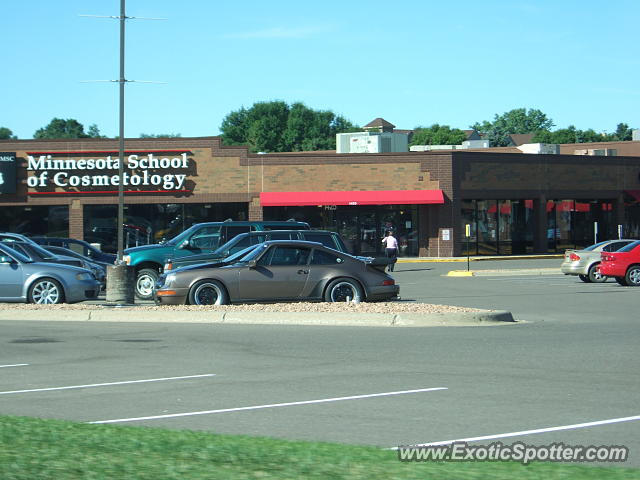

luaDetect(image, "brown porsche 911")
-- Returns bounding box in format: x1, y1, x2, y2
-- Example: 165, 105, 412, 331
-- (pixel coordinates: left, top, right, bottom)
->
154, 240, 399, 305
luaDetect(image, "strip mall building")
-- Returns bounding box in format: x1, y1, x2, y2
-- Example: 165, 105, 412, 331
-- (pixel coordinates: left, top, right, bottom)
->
1, 136, 640, 257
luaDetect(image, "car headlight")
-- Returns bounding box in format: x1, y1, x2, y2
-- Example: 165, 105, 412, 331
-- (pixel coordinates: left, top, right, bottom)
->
122, 254, 131, 265
163, 273, 177, 286
76, 272, 94, 281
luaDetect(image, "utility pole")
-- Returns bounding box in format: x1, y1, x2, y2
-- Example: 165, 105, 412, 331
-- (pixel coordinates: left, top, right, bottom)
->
82, 0, 164, 304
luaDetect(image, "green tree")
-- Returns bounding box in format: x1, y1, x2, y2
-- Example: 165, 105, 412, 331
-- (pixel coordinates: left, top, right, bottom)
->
410, 124, 467, 146
613, 123, 632, 141
0, 127, 16, 139
471, 108, 554, 147
34, 118, 103, 139
220, 101, 358, 153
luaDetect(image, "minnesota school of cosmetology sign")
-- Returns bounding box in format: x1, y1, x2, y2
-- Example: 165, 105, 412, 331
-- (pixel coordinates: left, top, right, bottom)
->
26, 151, 191, 193
0, 152, 17, 194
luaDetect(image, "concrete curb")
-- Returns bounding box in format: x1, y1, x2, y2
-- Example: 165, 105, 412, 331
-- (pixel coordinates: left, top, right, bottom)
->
446, 267, 562, 277
0, 307, 516, 327
397, 255, 563, 263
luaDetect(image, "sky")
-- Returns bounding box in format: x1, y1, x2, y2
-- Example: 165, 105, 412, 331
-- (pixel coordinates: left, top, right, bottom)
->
3, 0, 639, 140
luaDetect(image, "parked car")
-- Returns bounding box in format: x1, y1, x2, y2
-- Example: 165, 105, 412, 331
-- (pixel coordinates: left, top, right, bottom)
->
124, 220, 310, 300
0, 243, 101, 304
599, 240, 640, 286
155, 240, 399, 305
0, 232, 38, 244
41, 245, 108, 288
30, 236, 117, 264
560, 239, 637, 283
163, 229, 348, 271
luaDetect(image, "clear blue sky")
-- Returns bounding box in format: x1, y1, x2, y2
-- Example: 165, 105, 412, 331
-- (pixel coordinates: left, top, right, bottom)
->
3, 0, 638, 140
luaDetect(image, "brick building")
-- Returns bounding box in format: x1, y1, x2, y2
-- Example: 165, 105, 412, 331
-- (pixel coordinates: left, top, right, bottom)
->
1, 136, 640, 257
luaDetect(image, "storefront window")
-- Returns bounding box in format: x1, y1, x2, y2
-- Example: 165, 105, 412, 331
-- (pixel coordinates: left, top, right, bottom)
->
0, 206, 68, 237
548, 199, 615, 252
264, 205, 419, 256
83, 203, 248, 253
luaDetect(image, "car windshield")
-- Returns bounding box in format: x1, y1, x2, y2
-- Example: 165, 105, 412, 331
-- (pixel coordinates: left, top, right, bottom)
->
617, 240, 640, 253
29, 243, 65, 259
0, 244, 32, 263
583, 241, 609, 251
164, 224, 201, 246
224, 244, 262, 264
231, 243, 269, 264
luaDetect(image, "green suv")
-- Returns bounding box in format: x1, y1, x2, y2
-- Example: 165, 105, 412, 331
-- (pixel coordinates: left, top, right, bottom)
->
123, 220, 309, 299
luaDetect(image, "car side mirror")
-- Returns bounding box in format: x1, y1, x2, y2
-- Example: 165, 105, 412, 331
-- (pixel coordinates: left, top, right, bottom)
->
0, 255, 14, 264
247, 259, 257, 268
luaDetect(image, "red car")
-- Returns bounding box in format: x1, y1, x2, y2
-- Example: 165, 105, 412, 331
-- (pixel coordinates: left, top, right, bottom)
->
599, 240, 640, 286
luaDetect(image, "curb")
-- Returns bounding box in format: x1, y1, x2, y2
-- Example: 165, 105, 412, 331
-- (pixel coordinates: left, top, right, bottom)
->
446, 270, 475, 277
0, 307, 516, 327
397, 255, 563, 263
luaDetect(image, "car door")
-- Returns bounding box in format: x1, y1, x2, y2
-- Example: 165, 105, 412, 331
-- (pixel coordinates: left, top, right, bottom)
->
237, 245, 311, 300
0, 256, 24, 299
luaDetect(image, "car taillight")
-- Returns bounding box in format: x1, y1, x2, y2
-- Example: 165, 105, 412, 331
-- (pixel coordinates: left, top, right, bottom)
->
569, 253, 580, 261
382, 279, 395, 286
601, 254, 614, 262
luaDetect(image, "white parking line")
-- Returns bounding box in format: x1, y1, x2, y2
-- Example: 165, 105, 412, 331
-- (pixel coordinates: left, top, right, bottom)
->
0, 363, 29, 368
90, 387, 448, 424
0, 373, 216, 395
393, 414, 640, 448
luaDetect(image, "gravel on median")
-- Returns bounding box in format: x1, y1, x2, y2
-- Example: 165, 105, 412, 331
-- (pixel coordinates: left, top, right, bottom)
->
0, 301, 483, 314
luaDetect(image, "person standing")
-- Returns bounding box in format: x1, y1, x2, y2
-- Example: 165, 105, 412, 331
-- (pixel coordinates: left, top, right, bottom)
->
382, 230, 398, 272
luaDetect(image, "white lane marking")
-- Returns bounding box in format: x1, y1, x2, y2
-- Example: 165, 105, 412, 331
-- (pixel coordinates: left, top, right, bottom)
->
0, 363, 29, 368
394, 414, 640, 448
0, 373, 216, 395
90, 387, 448, 424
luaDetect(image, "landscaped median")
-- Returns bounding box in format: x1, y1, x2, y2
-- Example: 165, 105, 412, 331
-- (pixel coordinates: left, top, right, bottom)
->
0, 302, 516, 326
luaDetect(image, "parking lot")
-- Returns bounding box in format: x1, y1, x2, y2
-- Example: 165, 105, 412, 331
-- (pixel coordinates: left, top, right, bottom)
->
1, 258, 639, 466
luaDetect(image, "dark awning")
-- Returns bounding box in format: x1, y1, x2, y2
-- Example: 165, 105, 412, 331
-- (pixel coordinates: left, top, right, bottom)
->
260, 190, 444, 207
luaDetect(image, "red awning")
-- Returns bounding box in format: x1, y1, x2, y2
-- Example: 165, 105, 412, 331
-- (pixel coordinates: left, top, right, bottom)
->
260, 190, 444, 207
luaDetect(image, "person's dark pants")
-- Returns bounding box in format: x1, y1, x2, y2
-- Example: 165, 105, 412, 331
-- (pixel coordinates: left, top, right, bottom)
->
385, 248, 398, 272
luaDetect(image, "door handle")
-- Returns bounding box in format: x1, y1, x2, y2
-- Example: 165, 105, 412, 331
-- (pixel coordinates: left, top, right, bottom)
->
297, 269, 309, 274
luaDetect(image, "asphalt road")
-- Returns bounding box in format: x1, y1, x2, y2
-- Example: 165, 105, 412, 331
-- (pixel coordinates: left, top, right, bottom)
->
1, 258, 638, 467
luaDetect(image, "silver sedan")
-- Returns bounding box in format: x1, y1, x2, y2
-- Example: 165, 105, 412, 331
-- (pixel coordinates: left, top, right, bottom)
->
560, 239, 637, 282
0, 243, 101, 304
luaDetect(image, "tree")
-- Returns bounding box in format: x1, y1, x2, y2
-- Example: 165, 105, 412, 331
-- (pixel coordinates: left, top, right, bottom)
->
0, 127, 16, 140
613, 123, 632, 141
34, 118, 103, 139
410, 124, 467, 146
220, 101, 358, 153
532, 124, 630, 144
471, 108, 554, 147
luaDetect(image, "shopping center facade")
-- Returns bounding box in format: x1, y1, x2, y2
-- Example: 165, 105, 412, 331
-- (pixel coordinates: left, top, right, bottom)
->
1, 136, 640, 257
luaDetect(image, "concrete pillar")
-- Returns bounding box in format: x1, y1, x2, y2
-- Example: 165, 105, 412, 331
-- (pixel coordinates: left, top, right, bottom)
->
106, 264, 135, 304
533, 195, 548, 253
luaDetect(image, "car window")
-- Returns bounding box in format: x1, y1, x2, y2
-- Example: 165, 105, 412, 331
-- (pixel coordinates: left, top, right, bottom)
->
618, 240, 640, 253
269, 232, 295, 241
258, 246, 310, 266
0, 244, 31, 263
224, 225, 252, 242
7, 243, 31, 258
583, 241, 608, 251
602, 241, 631, 252
310, 249, 345, 265
303, 233, 337, 249
190, 226, 222, 249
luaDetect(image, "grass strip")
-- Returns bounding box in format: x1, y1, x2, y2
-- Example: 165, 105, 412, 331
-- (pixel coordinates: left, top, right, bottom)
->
0, 415, 637, 479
